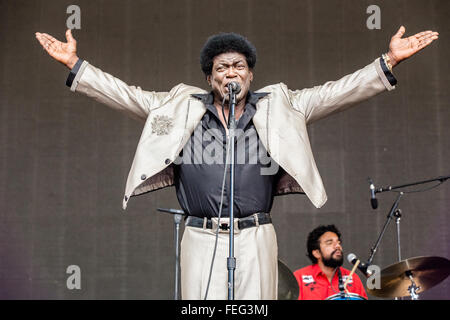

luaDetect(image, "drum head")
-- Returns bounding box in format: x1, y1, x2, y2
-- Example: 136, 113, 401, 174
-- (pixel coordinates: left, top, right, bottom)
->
325, 292, 367, 300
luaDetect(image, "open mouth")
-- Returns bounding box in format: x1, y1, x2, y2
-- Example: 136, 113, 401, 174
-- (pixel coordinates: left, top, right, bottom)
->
224, 82, 240, 91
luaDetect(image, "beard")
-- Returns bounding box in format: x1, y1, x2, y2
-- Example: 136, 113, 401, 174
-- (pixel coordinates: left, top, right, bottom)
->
322, 250, 344, 268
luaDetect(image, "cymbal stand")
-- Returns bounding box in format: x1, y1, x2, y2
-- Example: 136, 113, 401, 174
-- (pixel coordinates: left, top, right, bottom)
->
406, 271, 420, 300
394, 208, 402, 300
394, 209, 402, 262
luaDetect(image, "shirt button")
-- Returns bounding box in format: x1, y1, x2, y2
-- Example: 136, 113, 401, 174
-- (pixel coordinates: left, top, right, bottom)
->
124, 196, 128, 201
165, 159, 171, 165
141, 174, 147, 180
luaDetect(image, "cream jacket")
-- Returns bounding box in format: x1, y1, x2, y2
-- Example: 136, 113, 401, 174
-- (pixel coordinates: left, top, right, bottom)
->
69, 58, 395, 210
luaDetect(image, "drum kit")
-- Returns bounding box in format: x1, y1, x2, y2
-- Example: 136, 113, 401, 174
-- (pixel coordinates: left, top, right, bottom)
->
158, 207, 450, 300
159, 174, 450, 300
278, 175, 450, 300
277, 256, 450, 300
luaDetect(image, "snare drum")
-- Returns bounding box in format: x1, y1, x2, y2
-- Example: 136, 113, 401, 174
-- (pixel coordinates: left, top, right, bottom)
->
325, 293, 367, 300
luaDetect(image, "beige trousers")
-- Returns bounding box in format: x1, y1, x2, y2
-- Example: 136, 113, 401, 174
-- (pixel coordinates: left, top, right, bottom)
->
180, 221, 278, 300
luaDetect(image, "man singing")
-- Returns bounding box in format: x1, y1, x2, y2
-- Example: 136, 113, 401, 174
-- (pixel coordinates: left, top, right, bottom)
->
35, 26, 437, 299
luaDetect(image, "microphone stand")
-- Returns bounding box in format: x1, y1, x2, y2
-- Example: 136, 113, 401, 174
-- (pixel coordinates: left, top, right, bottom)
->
157, 207, 185, 300
366, 192, 403, 266
337, 268, 345, 298
364, 174, 450, 299
226, 85, 238, 300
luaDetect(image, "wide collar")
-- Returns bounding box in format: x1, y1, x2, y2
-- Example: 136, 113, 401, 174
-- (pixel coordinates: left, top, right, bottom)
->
191, 91, 269, 107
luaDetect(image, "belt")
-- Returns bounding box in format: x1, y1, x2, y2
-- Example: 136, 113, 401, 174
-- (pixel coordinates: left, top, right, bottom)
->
185, 212, 272, 233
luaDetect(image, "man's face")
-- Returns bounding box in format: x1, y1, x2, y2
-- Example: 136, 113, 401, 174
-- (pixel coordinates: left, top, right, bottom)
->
314, 231, 344, 268
207, 51, 253, 104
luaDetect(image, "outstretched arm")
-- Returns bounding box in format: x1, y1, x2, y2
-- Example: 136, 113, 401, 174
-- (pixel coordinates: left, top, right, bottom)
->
35, 29, 79, 69
34, 29, 153, 120
289, 25, 439, 124
34, 29, 173, 122
387, 26, 439, 68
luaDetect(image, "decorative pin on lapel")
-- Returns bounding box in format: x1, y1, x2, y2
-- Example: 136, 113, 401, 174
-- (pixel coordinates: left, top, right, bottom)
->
151, 115, 173, 135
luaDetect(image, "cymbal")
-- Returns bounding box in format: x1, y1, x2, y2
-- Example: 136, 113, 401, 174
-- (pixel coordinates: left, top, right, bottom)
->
367, 256, 450, 298
278, 259, 299, 300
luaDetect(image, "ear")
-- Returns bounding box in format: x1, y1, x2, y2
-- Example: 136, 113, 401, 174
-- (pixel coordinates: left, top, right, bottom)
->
312, 249, 321, 260
249, 70, 253, 82
206, 75, 212, 86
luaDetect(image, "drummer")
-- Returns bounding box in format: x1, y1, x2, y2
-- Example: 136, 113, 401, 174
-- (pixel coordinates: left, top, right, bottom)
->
293, 225, 368, 300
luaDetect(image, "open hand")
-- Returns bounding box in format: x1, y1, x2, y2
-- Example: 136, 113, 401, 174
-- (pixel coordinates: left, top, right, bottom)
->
35, 29, 79, 69
387, 26, 438, 67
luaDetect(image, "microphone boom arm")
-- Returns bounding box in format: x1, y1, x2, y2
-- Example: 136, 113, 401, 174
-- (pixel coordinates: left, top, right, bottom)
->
375, 175, 450, 194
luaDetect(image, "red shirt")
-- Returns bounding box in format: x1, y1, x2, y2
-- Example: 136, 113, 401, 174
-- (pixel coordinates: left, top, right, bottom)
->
293, 264, 368, 300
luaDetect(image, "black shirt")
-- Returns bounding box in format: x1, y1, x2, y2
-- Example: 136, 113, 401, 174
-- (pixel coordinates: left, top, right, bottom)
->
174, 92, 281, 218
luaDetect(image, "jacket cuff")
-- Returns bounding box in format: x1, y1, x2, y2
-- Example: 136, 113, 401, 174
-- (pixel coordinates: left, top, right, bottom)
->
374, 57, 397, 91
379, 56, 397, 86
66, 59, 89, 92
65, 58, 83, 87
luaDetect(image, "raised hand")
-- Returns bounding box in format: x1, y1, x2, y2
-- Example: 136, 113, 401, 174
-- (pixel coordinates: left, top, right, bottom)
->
35, 29, 79, 69
387, 26, 439, 67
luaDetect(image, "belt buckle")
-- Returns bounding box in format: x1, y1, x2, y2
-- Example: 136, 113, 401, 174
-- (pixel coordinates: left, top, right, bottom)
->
211, 218, 240, 234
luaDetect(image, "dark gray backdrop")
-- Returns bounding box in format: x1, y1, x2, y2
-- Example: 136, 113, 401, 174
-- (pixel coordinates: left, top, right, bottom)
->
0, 0, 449, 299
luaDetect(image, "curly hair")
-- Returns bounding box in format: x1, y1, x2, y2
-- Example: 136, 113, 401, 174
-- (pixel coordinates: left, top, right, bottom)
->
200, 32, 257, 76
306, 225, 342, 264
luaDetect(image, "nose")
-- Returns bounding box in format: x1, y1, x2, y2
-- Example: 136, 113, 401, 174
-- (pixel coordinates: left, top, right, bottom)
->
226, 66, 238, 78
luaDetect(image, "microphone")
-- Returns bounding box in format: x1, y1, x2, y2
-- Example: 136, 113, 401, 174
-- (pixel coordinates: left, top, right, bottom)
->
228, 81, 241, 94
368, 178, 378, 209
347, 253, 373, 277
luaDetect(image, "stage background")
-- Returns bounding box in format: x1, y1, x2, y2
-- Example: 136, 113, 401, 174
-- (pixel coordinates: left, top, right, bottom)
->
0, 0, 449, 299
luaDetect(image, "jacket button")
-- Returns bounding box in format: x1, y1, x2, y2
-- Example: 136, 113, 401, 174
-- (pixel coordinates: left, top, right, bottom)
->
141, 174, 147, 180
165, 159, 171, 165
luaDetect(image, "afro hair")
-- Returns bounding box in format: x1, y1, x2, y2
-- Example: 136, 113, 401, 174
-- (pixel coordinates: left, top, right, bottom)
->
200, 32, 257, 76
306, 225, 342, 264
